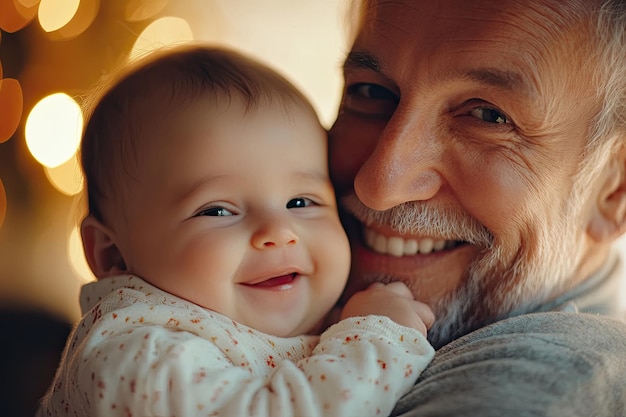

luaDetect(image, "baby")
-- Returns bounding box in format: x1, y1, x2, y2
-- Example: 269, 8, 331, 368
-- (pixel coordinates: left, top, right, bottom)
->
38, 44, 435, 417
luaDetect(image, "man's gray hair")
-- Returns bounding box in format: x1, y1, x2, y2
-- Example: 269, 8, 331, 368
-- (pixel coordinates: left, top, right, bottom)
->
591, 1, 626, 148
571, 0, 626, 202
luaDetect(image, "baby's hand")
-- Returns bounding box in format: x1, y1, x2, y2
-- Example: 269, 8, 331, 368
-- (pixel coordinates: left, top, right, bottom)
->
340, 282, 435, 337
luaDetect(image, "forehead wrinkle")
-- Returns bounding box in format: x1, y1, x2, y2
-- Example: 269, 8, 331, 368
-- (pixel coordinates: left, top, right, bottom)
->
369, 20, 406, 52
451, 65, 538, 99
361, 0, 418, 50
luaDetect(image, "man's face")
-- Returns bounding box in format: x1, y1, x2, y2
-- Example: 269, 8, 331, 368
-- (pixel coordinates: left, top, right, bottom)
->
329, 0, 603, 346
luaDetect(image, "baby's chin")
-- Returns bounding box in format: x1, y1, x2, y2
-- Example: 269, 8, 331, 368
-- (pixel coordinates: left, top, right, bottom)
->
240, 316, 315, 338
312, 305, 342, 335
282, 314, 332, 338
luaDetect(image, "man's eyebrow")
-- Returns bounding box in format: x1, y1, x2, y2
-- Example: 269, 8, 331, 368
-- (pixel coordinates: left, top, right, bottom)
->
344, 51, 534, 93
343, 51, 382, 73
460, 68, 533, 94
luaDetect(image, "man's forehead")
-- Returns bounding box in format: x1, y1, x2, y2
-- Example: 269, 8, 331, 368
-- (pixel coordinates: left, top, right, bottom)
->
351, 0, 595, 92
360, 0, 591, 43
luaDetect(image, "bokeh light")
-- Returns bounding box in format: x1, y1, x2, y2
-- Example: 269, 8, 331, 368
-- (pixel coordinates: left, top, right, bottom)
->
38, 0, 79, 32
0, 78, 23, 143
125, 0, 168, 22
0, 177, 6, 230
45, 0, 99, 40
130, 16, 194, 60
0, 0, 38, 32
17, 0, 41, 7
25, 92, 83, 168
68, 225, 95, 283
44, 153, 83, 196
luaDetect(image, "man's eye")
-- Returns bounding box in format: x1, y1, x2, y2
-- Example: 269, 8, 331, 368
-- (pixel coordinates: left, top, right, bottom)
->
286, 197, 314, 209
470, 107, 509, 124
347, 83, 397, 101
197, 206, 234, 216
343, 82, 398, 118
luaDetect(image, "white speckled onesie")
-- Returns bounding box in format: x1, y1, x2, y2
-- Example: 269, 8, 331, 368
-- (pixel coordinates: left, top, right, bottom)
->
38, 275, 434, 417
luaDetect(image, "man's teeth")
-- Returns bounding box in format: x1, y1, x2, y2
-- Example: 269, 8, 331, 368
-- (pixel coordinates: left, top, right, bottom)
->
364, 228, 453, 257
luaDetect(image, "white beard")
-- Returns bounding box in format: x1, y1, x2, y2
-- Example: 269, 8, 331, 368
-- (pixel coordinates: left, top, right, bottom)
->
342, 171, 589, 348
428, 143, 613, 347
427, 212, 582, 348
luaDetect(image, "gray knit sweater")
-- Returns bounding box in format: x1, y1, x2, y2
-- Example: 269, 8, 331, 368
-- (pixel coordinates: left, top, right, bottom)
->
392, 251, 626, 417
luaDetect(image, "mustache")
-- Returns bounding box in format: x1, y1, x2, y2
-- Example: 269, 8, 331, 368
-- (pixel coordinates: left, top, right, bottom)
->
340, 193, 493, 248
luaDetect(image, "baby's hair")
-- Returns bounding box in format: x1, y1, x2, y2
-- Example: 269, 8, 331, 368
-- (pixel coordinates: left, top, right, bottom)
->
80, 44, 314, 224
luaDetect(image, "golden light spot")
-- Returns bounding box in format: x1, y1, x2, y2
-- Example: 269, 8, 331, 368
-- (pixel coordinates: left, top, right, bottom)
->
0, 177, 6, 230
68, 226, 95, 283
25, 92, 82, 168
0, 78, 23, 143
45, 0, 99, 40
0, 0, 38, 32
125, 0, 168, 22
129, 16, 194, 61
16, 0, 41, 7
44, 153, 83, 196
38, 0, 79, 32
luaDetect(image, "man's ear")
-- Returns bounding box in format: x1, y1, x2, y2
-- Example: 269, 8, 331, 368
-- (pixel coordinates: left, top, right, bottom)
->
81, 215, 128, 279
588, 143, 626, 243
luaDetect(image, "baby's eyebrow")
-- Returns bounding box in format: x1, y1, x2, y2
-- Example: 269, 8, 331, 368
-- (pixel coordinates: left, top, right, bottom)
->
173, 174, 229, 207
292, 171, 329, 181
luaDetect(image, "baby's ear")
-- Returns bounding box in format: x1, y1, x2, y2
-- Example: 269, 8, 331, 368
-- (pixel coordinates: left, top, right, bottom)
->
588, 142, 626, 243
81, 215, 128, 278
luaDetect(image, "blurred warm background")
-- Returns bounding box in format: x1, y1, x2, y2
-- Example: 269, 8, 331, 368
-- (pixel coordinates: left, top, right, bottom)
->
0, 0, 352, 322
0, 1, 349, 415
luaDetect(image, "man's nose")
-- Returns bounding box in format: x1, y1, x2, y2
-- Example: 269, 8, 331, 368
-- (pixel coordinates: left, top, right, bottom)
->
251, 215, 299, 249
354, 110, 444, 211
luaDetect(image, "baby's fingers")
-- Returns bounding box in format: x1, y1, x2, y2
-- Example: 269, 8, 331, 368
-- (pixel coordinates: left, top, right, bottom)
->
369, 281, 414, 298
413, 301, 435, 330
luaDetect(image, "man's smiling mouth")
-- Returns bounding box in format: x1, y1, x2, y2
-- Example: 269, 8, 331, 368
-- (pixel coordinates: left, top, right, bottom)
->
363, 226, 465, 257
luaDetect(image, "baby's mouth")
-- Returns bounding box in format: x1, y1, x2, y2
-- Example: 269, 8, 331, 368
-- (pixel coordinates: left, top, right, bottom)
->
245, 273, 298, 287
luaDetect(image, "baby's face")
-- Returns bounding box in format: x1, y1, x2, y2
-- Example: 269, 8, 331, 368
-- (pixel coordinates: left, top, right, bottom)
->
112, 95, 351, 337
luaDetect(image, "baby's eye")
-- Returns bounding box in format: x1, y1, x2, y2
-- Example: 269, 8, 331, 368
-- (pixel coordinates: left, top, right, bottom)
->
286, 197, 314, 209
197, 206, 234, 217
470, 107, 509, 124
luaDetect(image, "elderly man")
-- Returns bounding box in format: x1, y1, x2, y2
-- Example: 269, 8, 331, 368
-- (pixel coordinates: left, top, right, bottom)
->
329, 0, 626, 415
